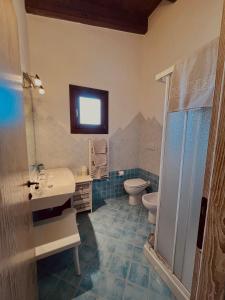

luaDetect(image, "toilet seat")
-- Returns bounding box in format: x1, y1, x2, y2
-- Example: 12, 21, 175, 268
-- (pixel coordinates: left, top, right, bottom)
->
124, 178, 148, 188
124, 178, 150, 206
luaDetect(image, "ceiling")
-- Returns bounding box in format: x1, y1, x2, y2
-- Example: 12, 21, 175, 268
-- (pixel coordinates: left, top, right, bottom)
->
25, 0, 176, 34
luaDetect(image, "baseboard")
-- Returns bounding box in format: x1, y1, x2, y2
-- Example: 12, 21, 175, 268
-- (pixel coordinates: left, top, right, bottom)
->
144, 244, 190, 300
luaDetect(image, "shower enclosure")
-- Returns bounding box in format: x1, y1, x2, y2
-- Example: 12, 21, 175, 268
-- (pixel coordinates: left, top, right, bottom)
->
156, 107, 211, 291
145, 39, 219, 299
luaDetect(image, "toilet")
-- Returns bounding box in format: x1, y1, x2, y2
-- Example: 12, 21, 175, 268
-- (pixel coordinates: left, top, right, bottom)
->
142, 192, 158, 224
124, 178, 150, 205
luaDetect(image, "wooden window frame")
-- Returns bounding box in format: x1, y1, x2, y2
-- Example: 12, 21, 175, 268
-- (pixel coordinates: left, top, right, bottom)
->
69, 84, 108, 134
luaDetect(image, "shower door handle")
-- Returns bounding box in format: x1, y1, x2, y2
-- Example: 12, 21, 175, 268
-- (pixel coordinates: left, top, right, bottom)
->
197, 197, 208, 250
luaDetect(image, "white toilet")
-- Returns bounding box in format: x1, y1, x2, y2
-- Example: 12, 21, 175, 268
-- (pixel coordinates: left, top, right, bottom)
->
142, 192, 158, 224
124, 178, 150, 205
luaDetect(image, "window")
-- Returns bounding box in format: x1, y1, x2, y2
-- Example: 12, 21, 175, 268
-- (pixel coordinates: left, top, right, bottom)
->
69, 85, 108, 134
79, 96, 101, 125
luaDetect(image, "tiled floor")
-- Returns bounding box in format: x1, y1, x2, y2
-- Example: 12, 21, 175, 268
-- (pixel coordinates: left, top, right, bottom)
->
37, 196, 175, 300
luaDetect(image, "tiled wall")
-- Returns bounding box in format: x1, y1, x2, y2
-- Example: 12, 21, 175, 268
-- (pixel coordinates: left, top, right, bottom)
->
93, 168, 159, 209
33, 105, 162, 175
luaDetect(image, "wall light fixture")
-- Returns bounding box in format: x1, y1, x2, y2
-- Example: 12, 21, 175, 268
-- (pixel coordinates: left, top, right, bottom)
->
23, 72, 45, 95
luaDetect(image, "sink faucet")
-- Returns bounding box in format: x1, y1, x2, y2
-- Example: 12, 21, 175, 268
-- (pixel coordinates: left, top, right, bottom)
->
37, 163, 45, 173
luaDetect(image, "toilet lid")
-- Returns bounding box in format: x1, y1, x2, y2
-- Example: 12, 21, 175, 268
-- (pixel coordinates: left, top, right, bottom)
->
124, 178, 147, 187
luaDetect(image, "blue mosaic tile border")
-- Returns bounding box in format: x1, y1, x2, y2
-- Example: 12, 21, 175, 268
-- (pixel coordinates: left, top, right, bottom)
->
93, 168, 159, 209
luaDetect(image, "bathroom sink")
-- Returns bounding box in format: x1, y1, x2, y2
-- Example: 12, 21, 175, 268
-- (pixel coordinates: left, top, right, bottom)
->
30, 168, 75, 212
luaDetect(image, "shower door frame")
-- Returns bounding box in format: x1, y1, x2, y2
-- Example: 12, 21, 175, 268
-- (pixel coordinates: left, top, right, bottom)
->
148, 66, 192, 300
155, 67, 209, 286
154, 67, 174, 257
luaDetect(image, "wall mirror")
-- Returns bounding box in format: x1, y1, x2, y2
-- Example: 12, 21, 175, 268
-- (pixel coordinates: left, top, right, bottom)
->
23, 88, 37, 172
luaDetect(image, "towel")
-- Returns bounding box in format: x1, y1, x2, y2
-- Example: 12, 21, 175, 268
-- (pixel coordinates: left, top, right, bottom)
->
95, 166, 108, 179
93, 139, 107, 154
89, 138, 109, 179
93, 154, 107, 167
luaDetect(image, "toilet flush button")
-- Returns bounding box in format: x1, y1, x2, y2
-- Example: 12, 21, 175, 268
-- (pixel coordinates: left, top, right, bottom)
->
118, 170, 124, 176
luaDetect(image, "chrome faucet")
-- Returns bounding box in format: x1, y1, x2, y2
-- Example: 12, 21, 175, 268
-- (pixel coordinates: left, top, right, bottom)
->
37, 163, 45, 173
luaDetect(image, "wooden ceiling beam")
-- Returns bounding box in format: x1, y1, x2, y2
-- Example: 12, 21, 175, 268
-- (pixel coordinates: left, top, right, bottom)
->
25, 0, 149, 34
25, 0, 176, 34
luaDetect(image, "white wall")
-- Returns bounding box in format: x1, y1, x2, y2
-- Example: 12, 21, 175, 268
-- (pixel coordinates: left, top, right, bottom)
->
141, 0, 223, 124
139, 0, 223, 174
12, 0, 30, 72
27, 15, 142, 135
27, 15, 143, 171
26, 0, 223, 174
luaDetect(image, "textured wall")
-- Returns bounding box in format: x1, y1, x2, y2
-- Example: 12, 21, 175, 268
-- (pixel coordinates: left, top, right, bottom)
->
141, 0, 223, 124
27, 14, 142, 133
27, 0, 223, 176
33, 98, 162, 173
27, 14, 145, 172
138, 114, 162, 175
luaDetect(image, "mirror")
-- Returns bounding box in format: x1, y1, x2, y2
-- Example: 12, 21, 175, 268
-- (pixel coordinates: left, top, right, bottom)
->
23, 88, 36, 172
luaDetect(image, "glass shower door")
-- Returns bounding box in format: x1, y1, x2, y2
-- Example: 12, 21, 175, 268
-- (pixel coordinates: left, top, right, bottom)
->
173, 108, 211, 291
156, 108, 211, 291
156, 111, 186, 267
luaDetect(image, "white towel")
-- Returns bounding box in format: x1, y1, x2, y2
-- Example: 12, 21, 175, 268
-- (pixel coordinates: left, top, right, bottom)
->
93, 139, 107, 154
94, 154, 107, 167
96, 166, 108, 179
89, 138, 109, 179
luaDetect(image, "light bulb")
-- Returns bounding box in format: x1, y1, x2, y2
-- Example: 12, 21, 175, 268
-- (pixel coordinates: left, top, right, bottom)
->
39, 86, 45, 95
34, 75, 42, 87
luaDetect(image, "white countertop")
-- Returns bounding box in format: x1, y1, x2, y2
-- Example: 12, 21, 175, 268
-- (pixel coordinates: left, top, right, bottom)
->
74, 175, 93, 183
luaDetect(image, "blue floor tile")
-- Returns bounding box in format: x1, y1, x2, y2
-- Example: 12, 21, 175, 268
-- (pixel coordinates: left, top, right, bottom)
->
79, 244, 97, 264
61, 264, 82, 287
73, 289, 97, 300
148, 290, 176, 300
46, 279, 77, 300
149, 270, 174, 297
132, 247, 148, 265
37, 195, 175, 300
123, 283, 148, 300
38, 274, 59, 300
133, 233, 148, 247
108, 255, 130, 279
95, 249, 112, 268
114, 242, 134, 259
128, 262, 149, 288
80, 270, 125, 300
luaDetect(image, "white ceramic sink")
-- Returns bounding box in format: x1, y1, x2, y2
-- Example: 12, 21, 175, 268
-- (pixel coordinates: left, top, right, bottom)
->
30, 168, 75, 212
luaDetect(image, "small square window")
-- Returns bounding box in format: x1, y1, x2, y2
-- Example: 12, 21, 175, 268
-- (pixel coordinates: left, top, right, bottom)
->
69, 85, 108, 134
79, 96, 101, 125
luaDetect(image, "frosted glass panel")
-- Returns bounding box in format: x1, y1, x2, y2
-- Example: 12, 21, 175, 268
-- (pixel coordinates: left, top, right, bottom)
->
157, 111, 185, 266
174, 108, 211, 291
